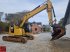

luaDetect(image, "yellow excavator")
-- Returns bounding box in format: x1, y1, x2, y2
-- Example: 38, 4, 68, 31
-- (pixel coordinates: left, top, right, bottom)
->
2, 0, 66, 43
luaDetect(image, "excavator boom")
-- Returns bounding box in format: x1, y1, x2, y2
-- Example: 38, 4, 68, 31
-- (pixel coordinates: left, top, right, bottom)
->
20, 0, 53, 27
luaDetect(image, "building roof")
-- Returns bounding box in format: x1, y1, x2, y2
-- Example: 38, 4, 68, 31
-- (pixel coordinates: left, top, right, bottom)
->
63, 0, 70, 26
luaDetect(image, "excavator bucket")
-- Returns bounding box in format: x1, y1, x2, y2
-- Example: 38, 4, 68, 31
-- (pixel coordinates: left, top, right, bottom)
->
51, 26, 66, 40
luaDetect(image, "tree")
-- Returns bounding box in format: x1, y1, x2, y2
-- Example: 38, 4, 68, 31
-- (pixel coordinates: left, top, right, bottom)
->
58, 18, 64, 26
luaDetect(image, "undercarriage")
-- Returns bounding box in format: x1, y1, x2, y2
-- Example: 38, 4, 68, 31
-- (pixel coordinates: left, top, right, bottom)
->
2, 35, 34, 43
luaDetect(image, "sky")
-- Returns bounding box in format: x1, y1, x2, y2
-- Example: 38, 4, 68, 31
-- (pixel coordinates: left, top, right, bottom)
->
0, 0, 69, 25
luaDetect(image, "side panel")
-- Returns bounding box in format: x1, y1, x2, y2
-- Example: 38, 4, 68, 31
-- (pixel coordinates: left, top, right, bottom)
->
9, 25, 25, 36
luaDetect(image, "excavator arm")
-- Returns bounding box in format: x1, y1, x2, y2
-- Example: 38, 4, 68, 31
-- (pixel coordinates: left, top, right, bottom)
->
19, 0, 66, 40
20, 0, 53, 27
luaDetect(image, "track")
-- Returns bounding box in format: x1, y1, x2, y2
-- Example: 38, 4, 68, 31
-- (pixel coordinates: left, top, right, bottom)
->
2, 35, 34, 43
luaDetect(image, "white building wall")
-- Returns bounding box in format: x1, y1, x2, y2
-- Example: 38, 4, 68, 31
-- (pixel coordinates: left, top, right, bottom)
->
63, 24, 70, 38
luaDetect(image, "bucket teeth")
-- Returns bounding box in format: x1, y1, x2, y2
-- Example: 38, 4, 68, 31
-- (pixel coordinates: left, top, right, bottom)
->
51, 32, 65, 41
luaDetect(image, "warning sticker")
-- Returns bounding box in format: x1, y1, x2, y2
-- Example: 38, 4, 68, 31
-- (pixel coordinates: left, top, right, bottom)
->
0, 46, 6, 52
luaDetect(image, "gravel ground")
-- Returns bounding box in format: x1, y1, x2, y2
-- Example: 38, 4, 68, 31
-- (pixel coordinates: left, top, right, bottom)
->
0, 32, 70, 52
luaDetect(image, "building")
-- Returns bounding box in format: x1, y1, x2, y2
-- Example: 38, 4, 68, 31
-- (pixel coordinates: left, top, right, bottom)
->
63, 0, 70, 37
0, 12, 3, 21
42, 25, 50, 32
31, 22, 42, 34
5, 11, 29, 23
63, 0, 70, 26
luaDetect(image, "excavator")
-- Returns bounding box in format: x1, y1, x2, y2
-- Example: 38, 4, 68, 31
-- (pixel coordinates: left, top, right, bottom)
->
2, 0, 66, 43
